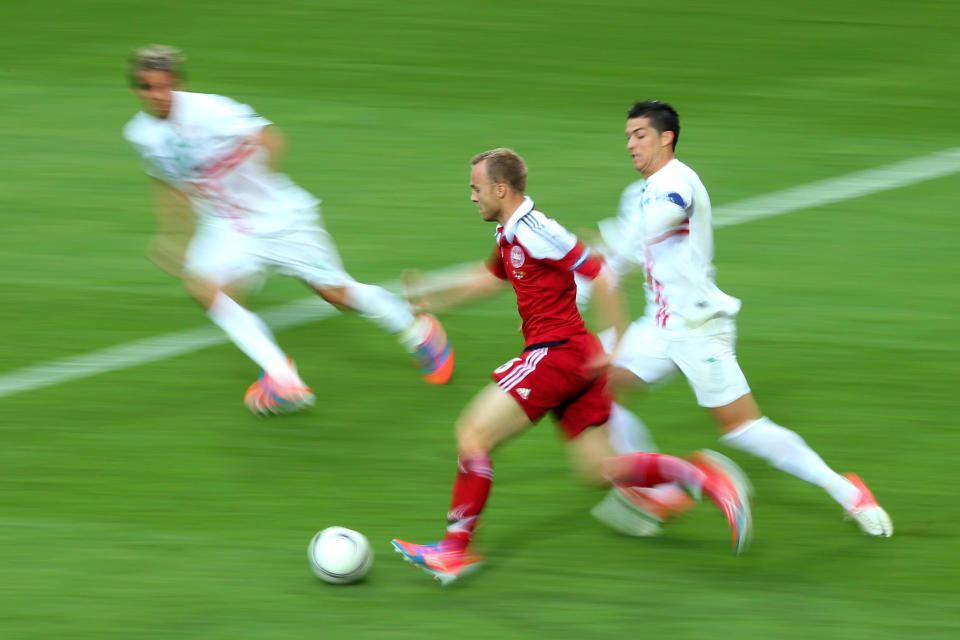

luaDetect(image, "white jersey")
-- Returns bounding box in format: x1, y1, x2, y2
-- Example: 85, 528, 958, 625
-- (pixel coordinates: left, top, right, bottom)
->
123, 91, 319, 235
612, 158, 740, 331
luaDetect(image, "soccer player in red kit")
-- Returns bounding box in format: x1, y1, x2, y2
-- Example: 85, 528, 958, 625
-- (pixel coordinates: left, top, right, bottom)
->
391, 148, 753, 584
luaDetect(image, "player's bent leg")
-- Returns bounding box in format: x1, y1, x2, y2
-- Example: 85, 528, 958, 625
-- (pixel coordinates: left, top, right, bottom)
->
315, 281, 414, 333
576, 426, 665, 536
455, 383, 535, 457
714, 399, 891, 536
313, 282, 454, 384
393, 385, 532, 585
598, 368, 695, 529
601, 448, 752, 554
265, 224, 453, 382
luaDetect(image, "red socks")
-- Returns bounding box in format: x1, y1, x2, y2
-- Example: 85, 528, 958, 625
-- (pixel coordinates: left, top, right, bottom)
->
611, 452, 706, 490
443, 455, 493, 547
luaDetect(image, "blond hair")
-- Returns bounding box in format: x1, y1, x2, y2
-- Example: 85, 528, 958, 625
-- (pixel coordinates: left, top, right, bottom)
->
128, 44, 185, 86
471, 148, 527, 194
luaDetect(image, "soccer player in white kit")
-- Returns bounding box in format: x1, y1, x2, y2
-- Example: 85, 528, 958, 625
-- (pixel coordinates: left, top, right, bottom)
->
588, 101, 893, 537
391, 148, 752, 585
123, 45, 454, 414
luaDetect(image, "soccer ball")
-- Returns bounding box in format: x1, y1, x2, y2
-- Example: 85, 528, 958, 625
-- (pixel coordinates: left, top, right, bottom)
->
307, 527, 373, 584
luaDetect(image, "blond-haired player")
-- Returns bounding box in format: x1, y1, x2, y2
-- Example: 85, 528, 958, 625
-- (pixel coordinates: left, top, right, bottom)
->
391, 148, 753, 585
123, 45, 453, 414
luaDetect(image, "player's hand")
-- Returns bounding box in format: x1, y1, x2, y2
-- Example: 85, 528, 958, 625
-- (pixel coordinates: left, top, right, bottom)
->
585, 349, 614, 379
147, 235, 185, 278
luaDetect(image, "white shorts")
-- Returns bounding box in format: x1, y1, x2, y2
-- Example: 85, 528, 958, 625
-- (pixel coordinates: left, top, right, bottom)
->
184, 218, 352, 289
609, 316, 751, 408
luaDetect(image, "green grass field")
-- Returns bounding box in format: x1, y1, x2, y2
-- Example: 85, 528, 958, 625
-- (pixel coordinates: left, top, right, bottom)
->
2, 1, 959, 638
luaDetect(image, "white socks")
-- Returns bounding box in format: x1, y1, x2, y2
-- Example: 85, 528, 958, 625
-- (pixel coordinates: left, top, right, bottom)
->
720, 417, 859, 509
206, 291, 299, 386
608, 403, 659, 455
344, 282, 417, 340
609, 406, 862, 510
608, 404, 685, 498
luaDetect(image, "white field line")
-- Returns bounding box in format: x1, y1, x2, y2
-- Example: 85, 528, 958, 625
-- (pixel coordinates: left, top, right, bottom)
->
1, 147, 958, 399
713, 147, 960, 227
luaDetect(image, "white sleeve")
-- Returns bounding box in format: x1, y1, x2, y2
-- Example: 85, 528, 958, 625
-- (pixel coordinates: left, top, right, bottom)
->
616, 180, 645, 219
649, 175, 693, 219
514, 215, 577, 261
203, 94, 273, 138
122, 120, 168, 182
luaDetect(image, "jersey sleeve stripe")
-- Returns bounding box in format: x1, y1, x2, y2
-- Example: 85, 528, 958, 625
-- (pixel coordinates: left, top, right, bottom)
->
570, 247, 592, 271
520, 217, 576, 257
648, 222, 690, 246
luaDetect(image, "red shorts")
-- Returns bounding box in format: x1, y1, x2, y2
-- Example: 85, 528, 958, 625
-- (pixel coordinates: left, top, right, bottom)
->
490, 332, 612, 439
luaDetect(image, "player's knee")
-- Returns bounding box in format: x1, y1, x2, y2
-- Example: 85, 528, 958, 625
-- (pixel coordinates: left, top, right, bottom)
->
186, 278, 219, 309
456, 415, 499, 458
456, 431, 487, 459
314, 285, 350, 308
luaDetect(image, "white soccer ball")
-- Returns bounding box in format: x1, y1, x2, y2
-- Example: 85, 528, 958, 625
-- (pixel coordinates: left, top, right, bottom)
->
307, 527, 373, 584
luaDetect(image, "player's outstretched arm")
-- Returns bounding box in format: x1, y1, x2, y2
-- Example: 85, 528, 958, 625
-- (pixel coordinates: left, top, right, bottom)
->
590, 265, 629, 340
403, 263, 505, 313
147, 178, 194, 278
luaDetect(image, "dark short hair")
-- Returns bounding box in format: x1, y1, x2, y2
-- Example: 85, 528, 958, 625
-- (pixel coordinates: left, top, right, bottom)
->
128, 44, 186, 87
627, 100, 680, 150
471, 148, 527, 194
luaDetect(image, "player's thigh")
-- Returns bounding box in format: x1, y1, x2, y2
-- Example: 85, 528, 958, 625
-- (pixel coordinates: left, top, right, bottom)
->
183, 225, 263, 295
669, 322, 751, 408
455, 383, 533, 456
257, 224, 353, 289
612, 318, 678, 385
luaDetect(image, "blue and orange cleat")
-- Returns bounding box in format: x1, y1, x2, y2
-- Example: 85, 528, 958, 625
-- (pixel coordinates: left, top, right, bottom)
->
692, 449, 753, 555
391, 538, 483, 585
243, 369, 315, 416
411, 314, 455, 384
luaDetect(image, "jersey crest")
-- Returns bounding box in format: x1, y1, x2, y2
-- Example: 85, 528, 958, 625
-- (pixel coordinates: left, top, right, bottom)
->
510, 245, 525, 268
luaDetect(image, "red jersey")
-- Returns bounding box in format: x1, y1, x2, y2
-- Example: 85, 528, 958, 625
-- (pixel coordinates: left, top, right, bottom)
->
486, 197, 604, 346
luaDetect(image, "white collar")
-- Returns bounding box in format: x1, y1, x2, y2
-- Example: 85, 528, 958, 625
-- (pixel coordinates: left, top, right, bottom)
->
499, 196, 535, 243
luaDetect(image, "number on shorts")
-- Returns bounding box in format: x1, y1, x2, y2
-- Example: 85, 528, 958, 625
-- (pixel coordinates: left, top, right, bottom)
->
494, 357, 522, 374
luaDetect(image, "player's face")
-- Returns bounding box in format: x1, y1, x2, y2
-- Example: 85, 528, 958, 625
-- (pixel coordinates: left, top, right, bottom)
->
470, 161, 502, 222
134, 69, 177, 119
626, 116, 673, 177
